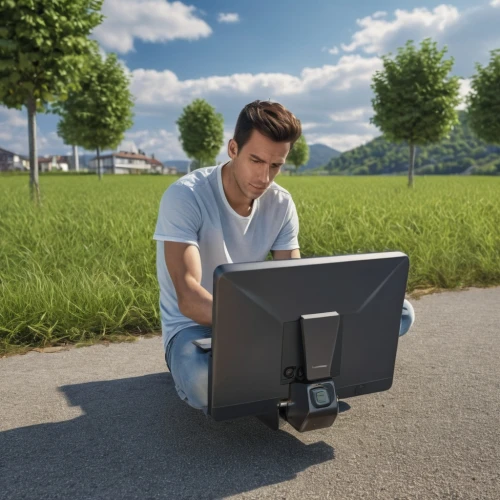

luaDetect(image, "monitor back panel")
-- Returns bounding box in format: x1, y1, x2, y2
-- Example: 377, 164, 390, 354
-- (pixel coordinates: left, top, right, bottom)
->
208, 252, 409, 419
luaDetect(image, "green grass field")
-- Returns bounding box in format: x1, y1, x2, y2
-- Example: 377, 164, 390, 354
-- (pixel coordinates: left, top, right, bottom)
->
1, 173, 499, 355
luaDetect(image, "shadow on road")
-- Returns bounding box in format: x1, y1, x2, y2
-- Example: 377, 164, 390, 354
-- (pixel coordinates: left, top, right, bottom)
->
0, 372, 334, 499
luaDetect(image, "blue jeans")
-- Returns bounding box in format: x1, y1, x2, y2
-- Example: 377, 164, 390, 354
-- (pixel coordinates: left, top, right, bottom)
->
165, 299, 415, 413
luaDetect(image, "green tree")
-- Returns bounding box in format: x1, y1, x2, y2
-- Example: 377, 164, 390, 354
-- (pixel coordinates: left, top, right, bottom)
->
467, 49, 500, 146
286, 135, 310, 174
0, 0, 103, 203
370, 38, 461, 188
176, 99, 224, 172
53, 49, 134, 180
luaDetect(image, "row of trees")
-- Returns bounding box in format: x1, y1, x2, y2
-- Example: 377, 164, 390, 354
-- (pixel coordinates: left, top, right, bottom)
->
370, 39, 500, 187
0, 0, 134, 204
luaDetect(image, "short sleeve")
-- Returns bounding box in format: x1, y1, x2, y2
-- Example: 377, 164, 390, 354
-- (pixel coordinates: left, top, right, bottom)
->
270, 199, 300, 251
153, 183, 202, 249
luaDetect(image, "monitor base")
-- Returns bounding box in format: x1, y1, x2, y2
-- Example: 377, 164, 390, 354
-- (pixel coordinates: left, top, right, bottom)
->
256, 379, 340, 432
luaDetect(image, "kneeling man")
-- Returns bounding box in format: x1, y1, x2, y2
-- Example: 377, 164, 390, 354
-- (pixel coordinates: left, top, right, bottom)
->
153, 100, 415, 415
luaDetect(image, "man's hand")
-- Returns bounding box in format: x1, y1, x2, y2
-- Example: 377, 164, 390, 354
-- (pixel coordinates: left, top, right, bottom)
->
272, 249, 301, 260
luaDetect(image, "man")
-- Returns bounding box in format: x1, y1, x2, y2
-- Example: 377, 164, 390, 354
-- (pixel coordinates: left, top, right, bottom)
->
153, 100, 415, 415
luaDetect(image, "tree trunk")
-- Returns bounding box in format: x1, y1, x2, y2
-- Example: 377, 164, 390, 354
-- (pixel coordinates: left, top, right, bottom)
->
26, 96, 41, 205
97, 146, 102, 180
408, 143, 415, 188
72, 145, 79, 172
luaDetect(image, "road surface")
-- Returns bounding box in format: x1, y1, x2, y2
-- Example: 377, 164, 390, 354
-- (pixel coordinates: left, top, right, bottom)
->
1, 287, 499, 499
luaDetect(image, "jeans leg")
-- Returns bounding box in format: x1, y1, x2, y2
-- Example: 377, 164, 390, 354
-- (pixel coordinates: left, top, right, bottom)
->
165, 325, 212, 414
399, 298, 415, 337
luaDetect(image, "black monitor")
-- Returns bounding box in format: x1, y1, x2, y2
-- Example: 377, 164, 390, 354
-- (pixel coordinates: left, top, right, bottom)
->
206, 251, 409, 432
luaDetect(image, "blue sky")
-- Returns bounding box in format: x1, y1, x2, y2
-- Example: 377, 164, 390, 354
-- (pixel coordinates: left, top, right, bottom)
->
1, 0, 500, 162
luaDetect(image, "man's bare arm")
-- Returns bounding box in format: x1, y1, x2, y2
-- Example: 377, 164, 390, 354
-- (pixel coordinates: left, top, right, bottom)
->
272, 249, 301, 260
164, 241, 213, 326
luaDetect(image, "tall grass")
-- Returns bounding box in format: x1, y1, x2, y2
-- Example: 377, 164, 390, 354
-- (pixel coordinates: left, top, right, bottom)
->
1, 174, 499, 353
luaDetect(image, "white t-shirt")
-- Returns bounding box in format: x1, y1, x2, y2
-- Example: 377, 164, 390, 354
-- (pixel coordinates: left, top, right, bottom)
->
153, 162, 300, 352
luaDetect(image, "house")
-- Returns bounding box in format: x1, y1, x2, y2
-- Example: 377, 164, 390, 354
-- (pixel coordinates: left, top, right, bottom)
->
38, 156, 70, 172
88, 151, 167, 174
164, 166, 178, 175
148, 157, 165, 174
0, 147, 29, 171
148, 157, 178, 175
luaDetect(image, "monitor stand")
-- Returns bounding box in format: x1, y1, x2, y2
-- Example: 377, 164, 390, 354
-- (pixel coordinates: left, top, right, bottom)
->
257, 311, 341, 432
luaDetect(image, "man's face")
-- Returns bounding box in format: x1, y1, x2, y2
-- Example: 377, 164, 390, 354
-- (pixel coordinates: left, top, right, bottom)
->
228, 129, 290, 200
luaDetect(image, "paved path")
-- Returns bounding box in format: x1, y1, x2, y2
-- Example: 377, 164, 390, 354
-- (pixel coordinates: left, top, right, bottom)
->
1, 287, 499, 500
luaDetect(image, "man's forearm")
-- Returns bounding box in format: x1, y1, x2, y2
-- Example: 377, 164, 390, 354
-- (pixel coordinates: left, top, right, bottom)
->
179, 283, 213, 327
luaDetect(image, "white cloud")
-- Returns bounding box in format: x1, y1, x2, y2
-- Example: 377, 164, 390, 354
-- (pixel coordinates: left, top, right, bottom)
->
0, 107, 27, 129
0, 107, 70, 156
305, 133, 376, 152
457, 78, 472, 110
338, 3, 500, 76
301, 122, 325, 131
329, 107, 371, 122
130, 54, 382, 110
218, 13, 240, 23
336, 0, 500, 77
93, 0, 212, 53
328, 46, 339, 55
341, 5, 460, 54
0, 108, 28, 154
122, 129, 186, 159
126, 54, 383, 154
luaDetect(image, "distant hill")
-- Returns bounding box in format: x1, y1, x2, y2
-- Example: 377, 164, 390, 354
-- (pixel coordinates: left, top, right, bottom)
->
323, 112, 500, 176
164, 144, 342, 175
299, 144, 341, 172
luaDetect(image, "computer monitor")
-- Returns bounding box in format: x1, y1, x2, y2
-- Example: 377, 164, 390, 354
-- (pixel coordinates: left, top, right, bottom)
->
206, 251, 409, 432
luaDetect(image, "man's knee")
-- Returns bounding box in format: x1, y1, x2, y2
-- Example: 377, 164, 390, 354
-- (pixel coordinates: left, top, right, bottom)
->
184, 365, 209, 409
170, 339, 210, 410
400, 298, 415, 336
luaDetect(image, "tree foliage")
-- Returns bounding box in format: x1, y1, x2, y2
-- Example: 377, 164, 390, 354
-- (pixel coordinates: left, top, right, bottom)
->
0, 0, 104, 201
286, 135, 310, 174
53, 49, 134, 178
0, 0, 103, 108
467, 49, 500, 146
371, 38, 461, 187
176, 99, 224, 170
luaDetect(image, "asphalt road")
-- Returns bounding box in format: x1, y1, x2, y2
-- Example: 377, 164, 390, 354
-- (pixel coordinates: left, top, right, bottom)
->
1, 287, 499, 500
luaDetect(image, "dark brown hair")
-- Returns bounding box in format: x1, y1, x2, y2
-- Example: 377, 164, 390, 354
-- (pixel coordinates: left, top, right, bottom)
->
233, 100, 302, 153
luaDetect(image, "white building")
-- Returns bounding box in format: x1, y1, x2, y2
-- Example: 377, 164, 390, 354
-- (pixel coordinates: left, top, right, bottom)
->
149, 157, 178, 175
38, 156, 70, 172
88, 151, 178, 175
88, 151, 160, 174
0, 147, 29, 171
